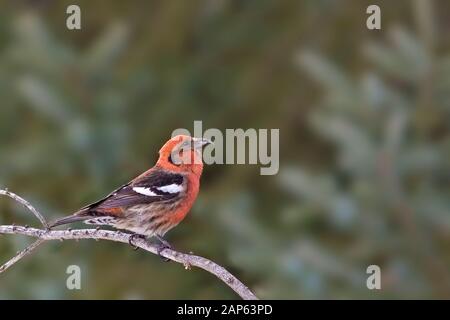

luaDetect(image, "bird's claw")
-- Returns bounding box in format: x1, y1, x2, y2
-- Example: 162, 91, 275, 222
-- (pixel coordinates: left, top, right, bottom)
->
155, 235, 172, 262
129, 233, 146, 251
156, 244, 171, 262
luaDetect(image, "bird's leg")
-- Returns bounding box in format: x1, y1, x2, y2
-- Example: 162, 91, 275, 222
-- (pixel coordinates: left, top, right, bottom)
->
156, 235, 172, 249
129, 233, 146, 251
155, 235, 172, 262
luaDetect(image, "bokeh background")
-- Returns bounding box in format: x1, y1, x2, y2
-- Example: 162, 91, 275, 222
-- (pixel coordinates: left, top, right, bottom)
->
1, 0, 450, 299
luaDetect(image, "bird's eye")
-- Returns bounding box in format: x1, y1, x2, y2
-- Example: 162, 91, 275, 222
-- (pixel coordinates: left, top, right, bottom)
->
168, 154, 180, 166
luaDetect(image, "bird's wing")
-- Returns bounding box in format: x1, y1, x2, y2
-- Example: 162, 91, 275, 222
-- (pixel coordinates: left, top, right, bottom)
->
50, 169, 185, 228
89, 169, 185, 211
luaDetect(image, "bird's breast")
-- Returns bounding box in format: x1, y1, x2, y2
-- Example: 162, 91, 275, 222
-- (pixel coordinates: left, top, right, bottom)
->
114, 175, 200, 236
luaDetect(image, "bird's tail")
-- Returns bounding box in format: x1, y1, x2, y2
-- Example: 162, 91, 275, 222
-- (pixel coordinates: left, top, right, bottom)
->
49, 209, 90, 228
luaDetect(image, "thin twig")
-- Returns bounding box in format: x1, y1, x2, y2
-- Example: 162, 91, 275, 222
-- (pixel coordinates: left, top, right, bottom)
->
0, 189, 258, 300
0, 189, 49, 228
0, 238, 45, 273
0, 189, 49, 274
0, 225, 258, 300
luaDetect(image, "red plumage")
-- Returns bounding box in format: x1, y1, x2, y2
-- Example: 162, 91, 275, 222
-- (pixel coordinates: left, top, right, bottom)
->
50, 135, 211, 240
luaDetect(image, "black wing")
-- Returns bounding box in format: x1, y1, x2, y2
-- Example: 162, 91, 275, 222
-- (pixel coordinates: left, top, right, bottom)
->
50, 170, 184, 227
91, 169, 184, 210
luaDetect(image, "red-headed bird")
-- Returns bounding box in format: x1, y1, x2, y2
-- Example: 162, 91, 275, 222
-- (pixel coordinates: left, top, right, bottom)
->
50, 135, 211, 250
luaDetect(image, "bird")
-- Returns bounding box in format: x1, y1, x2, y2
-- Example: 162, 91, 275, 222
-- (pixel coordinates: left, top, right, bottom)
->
50, 135, 211, 252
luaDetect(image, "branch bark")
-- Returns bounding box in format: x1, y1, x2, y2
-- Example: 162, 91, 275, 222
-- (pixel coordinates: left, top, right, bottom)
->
0, 189, 49, 228
0, 238, 44, 273
0, 190, 258, 300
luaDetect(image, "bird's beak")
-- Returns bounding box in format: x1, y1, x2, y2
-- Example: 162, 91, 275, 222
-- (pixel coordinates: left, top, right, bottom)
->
192, 137, 213, 149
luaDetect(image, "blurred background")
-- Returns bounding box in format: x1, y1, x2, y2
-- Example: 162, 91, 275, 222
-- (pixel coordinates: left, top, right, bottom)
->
0, 0, 450, 299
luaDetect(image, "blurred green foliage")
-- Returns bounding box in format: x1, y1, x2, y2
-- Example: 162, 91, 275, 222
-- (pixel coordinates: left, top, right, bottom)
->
1, 0, 450, 299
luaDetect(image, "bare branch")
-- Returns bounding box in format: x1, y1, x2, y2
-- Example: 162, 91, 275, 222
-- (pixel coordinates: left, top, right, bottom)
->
0, 189, 258, 299
0, 238, 45, 273
0, 189, 49, 228
0, 225, 258, 300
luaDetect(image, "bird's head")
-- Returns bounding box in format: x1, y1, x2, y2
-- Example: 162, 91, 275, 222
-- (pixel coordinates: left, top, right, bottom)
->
157, 135, 212, 175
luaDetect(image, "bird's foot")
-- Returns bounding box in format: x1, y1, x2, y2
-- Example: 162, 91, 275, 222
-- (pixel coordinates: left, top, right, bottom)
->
155, 235, 172, 262
129, 233, 146, 251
